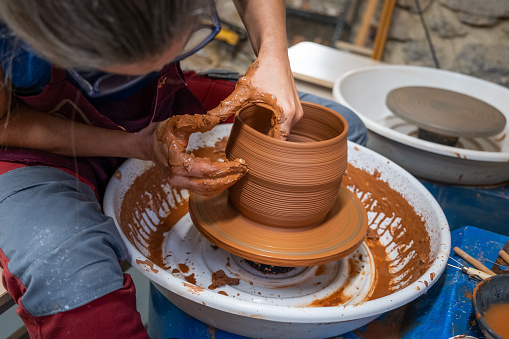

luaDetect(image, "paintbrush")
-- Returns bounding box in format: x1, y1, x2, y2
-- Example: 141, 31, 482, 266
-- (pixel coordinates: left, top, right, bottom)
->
499, 249, 509, 265
453, 247, 496, 276
448, 257, 493, 281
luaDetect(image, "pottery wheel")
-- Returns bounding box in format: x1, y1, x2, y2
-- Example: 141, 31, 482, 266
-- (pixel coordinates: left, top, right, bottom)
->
386, 86, 506, 138
189, 186, 368, 267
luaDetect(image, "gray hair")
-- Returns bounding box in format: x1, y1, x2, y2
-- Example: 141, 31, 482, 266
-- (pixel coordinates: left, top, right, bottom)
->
0, 0, 208, 69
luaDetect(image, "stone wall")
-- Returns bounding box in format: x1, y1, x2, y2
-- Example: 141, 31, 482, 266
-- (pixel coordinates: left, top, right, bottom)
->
385, 0, 509, 88
184, 0, 509, 90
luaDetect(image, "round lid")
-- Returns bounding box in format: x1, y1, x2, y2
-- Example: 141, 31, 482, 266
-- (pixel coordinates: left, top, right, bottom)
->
189, 186, 368, 267
386, 86, 506, 138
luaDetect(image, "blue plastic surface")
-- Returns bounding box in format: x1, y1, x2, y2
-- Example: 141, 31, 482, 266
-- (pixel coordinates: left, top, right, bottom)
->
345, 226, 508, 339
421, 180, 509, 236
148, 226, 509, 339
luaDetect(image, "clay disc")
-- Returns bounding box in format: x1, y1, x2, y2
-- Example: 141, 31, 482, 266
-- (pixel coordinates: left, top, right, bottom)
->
386, 86, 506, 138
189, 187, 368, 267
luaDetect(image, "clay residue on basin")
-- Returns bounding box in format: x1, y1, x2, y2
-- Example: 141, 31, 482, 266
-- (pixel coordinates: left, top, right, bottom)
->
208, 270, 240, 290
119, 144, 432, 304
120, 139, 227, 270
342, 164, 431, 301
120, 165, 189, 269
310, 257, 366, 306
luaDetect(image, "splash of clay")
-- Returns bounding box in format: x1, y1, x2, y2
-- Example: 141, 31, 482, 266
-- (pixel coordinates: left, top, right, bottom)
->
208, 269, 240, 290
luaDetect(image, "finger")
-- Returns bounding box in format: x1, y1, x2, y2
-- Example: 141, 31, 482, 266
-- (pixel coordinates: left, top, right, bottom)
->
275, 117, 292, 141
174, 157, 248, 179
166, 176, 210, 195
246, 91, 288, 140
168, 173, 245, 197
190, 173, 246, 196
277, 97, 302, 140
267, 107, 288, 141
207, 61, 263, 121
171, 114, 221, 135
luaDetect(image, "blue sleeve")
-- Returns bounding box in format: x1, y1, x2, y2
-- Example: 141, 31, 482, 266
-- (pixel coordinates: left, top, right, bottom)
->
298, 91, 368, 146
0, 24, 52, 94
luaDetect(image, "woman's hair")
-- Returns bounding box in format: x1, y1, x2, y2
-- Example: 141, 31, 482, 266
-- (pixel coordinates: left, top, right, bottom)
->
0, 0, 209, 69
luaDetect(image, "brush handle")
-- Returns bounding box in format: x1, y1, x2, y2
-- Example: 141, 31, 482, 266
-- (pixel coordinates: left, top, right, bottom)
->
462, 266, 492, 280
499, 250, 509, 265
453, 247, 496, 276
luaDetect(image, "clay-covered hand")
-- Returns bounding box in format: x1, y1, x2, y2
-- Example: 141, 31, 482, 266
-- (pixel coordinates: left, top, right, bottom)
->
147, 114, 247, 196
208, 60, 301, 140
144, 59, 298, 195
248, 54, 303, 139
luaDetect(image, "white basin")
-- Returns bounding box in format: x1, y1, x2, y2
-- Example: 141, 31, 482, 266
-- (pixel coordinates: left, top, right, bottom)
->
103, 123, 450, 338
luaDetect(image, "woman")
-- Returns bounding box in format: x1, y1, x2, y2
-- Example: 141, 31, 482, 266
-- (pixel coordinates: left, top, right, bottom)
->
0, 1, 366, 337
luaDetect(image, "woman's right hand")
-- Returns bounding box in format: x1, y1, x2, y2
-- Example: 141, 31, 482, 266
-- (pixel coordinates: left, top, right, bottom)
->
140, 114, 247, 197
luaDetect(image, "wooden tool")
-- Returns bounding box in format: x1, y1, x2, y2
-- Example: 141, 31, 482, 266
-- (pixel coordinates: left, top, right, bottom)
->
354, 0, 378, 48
447, 263, 492, 282
371, 0, 397, 60
453, 247, 496, 276
499, 250, 509, 265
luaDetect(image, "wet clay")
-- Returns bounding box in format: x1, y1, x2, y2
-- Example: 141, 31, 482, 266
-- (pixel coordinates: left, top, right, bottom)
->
135, 259, 159, 274
192, 136, 229, 162
207, 61, 287, 140
155, 113, 247, 196
225, 101, 349, 228
120, 165, 190, 269
208, 270, 240, 290
184, 273, 197, 285
120, 148, 431, 304
310, 257, 366, 307
153, 61, 287, 195
341, 164, 431, 301
119, 140, 229, 270
366, 228, 380, 241
482, 303, 509, 338
189, 186, 367, 267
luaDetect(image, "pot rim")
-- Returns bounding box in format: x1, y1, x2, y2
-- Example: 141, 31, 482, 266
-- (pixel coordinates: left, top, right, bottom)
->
235, 101, 349, 149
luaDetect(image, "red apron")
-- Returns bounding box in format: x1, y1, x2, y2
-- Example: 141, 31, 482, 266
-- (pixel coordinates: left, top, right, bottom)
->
0, 64, 238, 338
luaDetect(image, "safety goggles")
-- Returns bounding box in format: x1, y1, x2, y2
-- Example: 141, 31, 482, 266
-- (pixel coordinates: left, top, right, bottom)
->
68, 0, 221, 98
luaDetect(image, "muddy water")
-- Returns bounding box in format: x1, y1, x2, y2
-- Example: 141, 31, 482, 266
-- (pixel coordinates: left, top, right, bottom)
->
482, 303, 509, 338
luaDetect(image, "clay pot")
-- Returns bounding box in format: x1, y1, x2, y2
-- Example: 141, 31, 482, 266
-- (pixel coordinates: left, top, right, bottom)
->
226, 101, 348, 228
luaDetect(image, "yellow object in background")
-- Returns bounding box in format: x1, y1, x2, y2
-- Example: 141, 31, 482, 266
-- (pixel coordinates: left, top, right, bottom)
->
215, 28, 240, 46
